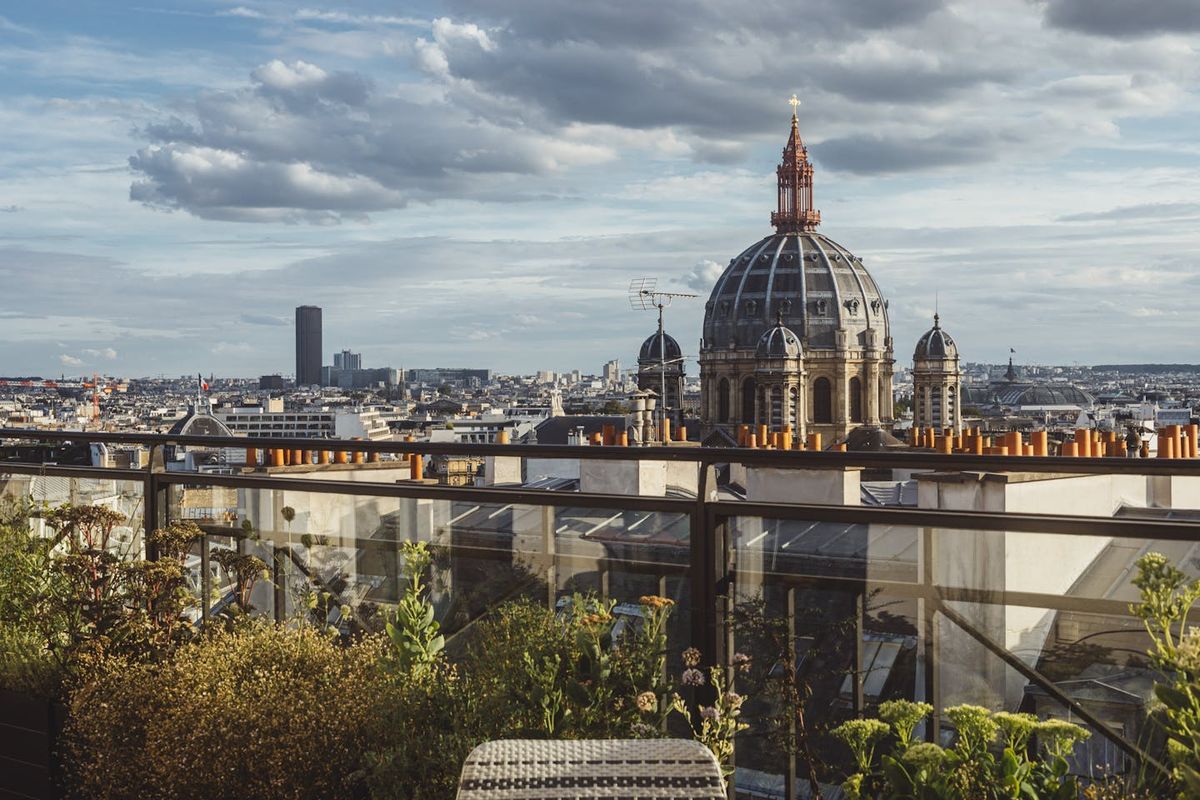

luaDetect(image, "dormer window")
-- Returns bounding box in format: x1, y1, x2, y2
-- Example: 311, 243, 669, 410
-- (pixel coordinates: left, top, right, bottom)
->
720, 300, 731, 317
815, 299, 828, 316
745, 300, 758, 316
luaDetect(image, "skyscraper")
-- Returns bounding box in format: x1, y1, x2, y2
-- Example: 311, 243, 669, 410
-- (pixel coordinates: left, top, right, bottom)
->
295, 306, 322, 387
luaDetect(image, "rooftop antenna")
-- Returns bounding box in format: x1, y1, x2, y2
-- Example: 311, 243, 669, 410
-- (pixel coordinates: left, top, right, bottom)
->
628, 278, 696, 444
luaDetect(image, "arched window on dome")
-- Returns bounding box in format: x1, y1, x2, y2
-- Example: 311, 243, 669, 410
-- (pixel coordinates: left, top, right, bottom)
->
813, 377, 832, 424
849, 376, 863, 423
770, 387, 783, 429
718, 378, 730, 423
789, 386, 799, 432
742, 378, 757, 425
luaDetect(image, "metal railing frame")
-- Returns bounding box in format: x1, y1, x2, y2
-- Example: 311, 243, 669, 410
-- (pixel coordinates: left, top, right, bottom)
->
2, 428, 1197, 791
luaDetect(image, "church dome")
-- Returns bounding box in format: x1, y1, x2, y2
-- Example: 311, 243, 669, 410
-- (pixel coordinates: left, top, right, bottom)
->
700, 107, 888, 353
702, 232, 888, 351
638, 331, 682, 364
756, 318, 803, 359
914, 315, 957, 360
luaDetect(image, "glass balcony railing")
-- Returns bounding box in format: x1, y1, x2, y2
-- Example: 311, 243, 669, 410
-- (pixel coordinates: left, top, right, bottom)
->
3, 428, 1199, 798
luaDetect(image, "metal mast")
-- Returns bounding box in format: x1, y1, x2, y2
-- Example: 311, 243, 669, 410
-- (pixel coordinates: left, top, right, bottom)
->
628, 278, 696, 443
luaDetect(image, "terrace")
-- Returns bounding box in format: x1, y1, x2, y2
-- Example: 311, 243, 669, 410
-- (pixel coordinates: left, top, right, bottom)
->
2, 428, 1198, 798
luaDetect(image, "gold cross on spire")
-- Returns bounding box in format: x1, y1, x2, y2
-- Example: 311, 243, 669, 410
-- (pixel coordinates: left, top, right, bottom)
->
789, 94, 800, 117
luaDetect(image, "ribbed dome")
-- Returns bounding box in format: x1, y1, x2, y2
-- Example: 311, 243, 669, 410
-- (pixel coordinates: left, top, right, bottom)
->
756, 320, 803, 359
638, 331, 682, 364
701, 232, 889, 352
964, 383, 1095, 408
914, 315, 957, 359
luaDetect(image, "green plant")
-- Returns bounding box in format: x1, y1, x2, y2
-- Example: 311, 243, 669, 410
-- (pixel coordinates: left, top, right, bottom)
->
669, 645, 749, 776
385, 541, 444, 673
1132, 551, 1200, 797
0, 503, 206, 696
830, 701, 1090, 800
364, 594, 684, 799
63, 624, 397, 800
0, 623, 59, 697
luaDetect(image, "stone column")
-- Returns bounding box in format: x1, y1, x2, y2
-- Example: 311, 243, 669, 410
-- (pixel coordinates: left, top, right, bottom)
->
866, 357, 880, 425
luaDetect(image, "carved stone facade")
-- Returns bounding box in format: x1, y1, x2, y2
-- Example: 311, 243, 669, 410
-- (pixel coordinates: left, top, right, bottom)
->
699, 112, 895, 442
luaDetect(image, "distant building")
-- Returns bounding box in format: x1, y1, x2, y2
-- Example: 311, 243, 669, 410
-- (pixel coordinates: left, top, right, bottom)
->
258, 374, 286, 391
405, 368, 491, 387
912, 315, 963, 432
321, 365, 401, 389
963, 357, 1094, 414
603, 359, 621, 388
215, 405, 391, 440
295, 306, 322, 387
333, 350, 362, 370
217, 406, 335, 438
636, 329, 685, 428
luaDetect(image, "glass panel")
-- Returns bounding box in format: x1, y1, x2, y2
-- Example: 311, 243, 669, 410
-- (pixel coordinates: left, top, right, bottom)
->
173, 485, 692, 655
0, 472, 146, 552
730, 513, 1177, 791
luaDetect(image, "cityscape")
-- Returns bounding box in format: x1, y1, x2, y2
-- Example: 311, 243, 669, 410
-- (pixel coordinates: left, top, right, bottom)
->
3, 2, 1200, 800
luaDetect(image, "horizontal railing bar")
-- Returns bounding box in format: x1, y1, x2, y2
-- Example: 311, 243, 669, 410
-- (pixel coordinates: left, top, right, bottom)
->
7, 458, 1199, 542
742, 571, 1140, 617
712, 501, 1200, 540
0, 463, 147, 482
6, 428, 1200, 475
158, 471, 696, 513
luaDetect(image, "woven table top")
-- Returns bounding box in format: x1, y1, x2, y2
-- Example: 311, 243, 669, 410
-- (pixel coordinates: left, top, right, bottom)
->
454, 738, 725, 800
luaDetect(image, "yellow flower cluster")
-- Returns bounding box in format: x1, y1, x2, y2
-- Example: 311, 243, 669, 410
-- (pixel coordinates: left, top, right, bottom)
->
639, 595, 675, 609
635, 691, 658, 712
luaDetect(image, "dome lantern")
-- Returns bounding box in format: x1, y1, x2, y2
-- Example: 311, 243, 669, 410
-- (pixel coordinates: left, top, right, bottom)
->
770, 95, 821, 234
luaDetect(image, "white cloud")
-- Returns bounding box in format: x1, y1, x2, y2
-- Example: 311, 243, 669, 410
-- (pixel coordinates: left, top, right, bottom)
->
59, 354, 83, 366
681, 259, 724, 292
82, 347, 118, 359
216, 7, 265, 19
294, 9, 425, 27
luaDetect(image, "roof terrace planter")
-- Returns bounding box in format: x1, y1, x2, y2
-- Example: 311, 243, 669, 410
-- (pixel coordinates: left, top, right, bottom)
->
0, 688, 66, 800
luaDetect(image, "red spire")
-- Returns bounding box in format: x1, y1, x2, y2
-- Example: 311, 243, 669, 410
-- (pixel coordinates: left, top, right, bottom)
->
770, 96, 820, 233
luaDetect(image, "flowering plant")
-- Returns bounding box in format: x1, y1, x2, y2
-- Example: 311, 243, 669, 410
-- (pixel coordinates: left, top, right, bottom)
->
667, 646, 749, 777
830, 700, 1089, 800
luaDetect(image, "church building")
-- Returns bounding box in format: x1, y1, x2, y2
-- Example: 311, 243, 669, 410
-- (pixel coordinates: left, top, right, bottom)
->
699, 102, 895, 441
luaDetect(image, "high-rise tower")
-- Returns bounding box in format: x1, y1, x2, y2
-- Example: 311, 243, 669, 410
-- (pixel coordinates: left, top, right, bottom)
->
295, 306, 322, 387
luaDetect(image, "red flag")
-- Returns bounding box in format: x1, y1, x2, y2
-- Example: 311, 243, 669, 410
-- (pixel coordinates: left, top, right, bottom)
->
199, 373, 209, 392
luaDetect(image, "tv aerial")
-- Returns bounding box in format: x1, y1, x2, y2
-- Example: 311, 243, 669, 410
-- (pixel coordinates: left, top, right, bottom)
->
627, 277, 696, 311
627, 278, 696, 445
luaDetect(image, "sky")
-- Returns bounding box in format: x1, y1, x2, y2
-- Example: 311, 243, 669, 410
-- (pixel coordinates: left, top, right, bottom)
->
1, 0, 1199, 378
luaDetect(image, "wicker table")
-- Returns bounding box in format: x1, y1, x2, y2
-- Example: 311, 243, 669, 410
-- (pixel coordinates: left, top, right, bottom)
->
455, 738, 725, 799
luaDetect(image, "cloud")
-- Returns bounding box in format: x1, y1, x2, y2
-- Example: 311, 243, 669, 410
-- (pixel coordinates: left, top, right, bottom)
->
1042, 0, 1200, 38
128, 59, 613, 221
216, 6, 264, 19
0, 15, 33, 35
1058, 202, 1200, 222
59, 354, 83, 366
82, 347, 118, 359
682, 259, 724, 292
0, 205, 20, 213
293, 9, 425, 27
240, 313, 289, 326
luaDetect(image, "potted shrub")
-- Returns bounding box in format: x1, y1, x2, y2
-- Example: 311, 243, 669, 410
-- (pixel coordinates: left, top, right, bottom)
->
0, 503, 202, 800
